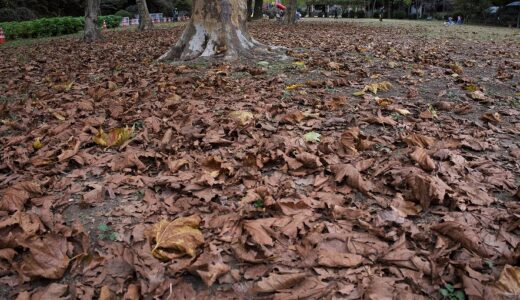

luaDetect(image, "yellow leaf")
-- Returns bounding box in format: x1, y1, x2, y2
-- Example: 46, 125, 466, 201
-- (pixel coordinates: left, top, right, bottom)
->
48, 109, 66, 121
464, 84, 479, 92
93, 126, 134, 148
229, 111, 254, 126
32, 138, 43, 150
150, 215, 204, 261
363, 81, 392, 95
376, 97, 393, 107
515, 92, 520, 97
394, 108, 411, 116
286, 84, 303, 90
353, 91, 365, 97
293, 61, 305, 67
493, 265, 520, 296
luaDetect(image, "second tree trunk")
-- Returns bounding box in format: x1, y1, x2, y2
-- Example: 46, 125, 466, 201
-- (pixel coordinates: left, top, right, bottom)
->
137, 0, 153, 31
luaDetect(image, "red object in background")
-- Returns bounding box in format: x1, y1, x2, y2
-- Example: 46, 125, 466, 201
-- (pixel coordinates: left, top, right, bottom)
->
276, 3, 286, 10
0, 28, 5, 44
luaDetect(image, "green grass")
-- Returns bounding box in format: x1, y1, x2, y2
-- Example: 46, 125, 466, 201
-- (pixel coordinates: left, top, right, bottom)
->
303, 18, 520, 42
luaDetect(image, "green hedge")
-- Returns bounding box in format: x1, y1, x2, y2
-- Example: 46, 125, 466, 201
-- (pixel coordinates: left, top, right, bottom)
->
0, 15, 122, 40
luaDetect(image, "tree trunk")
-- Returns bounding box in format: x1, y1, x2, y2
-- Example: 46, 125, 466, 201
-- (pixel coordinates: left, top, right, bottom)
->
247, 0, 253, 20
159, 0, 265, 61
137, 0, 153, 31
283, 0, 297, 24
84, 0, 101, 42
253, 0, 263, 20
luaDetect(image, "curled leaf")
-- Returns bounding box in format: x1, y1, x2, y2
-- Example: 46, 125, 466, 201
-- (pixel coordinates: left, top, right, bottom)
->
93, 126, 134, 148
229, 110, 254, 126
286, 84, 303, 90
150, 215, 204, 261
33, 138, 43, 150
364, 81, 392, 95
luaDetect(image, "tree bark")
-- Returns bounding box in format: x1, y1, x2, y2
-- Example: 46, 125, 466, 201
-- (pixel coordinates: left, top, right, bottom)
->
159, 0, 265, 61
247, 0, 253, 20
253, 0, 263, 20
84, 0, 101, 42
283, 0, 298, 24
137, 0, 153, 31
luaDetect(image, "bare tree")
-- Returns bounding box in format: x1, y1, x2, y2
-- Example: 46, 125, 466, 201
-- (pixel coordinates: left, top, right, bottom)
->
84, 0, 101, 42
159, 0, 266, 61
137, 0, 153, 31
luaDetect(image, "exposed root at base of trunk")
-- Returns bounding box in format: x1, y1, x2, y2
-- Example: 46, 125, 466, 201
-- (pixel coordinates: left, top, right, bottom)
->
159, 23, 274, 62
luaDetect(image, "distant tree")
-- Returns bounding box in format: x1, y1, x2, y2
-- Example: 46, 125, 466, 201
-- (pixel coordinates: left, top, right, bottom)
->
137, 0, 153, 30
84, 0, 101, 42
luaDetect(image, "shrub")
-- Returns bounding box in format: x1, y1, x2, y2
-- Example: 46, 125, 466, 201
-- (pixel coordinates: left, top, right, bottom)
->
0, 8, 18, 22
393, 11, 406, 19
99, 15, 122, 28
15, 7, 37, 21
115, 10, 133, 18
355, 10, 365, 18
0, 15, 120, 40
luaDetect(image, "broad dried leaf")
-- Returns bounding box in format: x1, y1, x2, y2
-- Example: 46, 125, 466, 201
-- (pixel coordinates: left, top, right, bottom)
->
410, 147, 436, 171
407, 173, 451, 209
432, 221, 494, 257
253, 272, 307, 293
18, 234, 70, 279
317, 248, 364, 267
332, 164, 374, 194
493, 265, 520, 296
243, 218, 275, 246
229, 111, 254, 126
364, 81, 392, 95
0, 181, 42, 212
150, 215, 204, 261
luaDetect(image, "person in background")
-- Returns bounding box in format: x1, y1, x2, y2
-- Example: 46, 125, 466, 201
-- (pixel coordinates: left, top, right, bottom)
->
457, 15, 463, 25
379, 6, 384, 22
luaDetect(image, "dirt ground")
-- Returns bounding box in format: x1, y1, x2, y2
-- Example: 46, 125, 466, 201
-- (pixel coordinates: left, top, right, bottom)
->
0, 19, 519, 299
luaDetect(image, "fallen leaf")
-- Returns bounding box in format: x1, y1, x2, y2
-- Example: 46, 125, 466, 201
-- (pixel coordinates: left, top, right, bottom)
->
493, 265, 520, 297
469, 90, 487, 101
93, 126, 135, 148
376, 97, 393, 107
253, 272, 307, 293
364, 81, 392, 94
0, 181, 42, 212
18, 234, 70, 279
332, 164, 374, 194
229, 111, 254, 126
432, 221, 494, 257
32, 138, 43, 150
481, 112, 501, 124
304, 131, 321, 143
317, 248, 364, 268
410, 147, 436, 171
150, 215, 204, 261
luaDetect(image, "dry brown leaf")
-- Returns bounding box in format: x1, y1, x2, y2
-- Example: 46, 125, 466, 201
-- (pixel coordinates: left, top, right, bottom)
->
407, 173, 451, 209
410, 147, 436, 171
0, 181, 42, 212
432, 222, 494, 258
493, 265, 520, 297
18, 234, 70, 280
253, 272, 307, 293
150, 215, 204, 261
317, 248, 364, 268
481, 112, 501, 124
332, 164, 374, 194
243, 218, 275, 246
403, 134, 436, 148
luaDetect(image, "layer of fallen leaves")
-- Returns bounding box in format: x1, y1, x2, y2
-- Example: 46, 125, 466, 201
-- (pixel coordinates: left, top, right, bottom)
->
0, 21, 519, 299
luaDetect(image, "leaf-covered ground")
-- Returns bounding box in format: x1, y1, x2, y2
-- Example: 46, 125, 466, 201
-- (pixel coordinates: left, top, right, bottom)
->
1, 20, 519, 299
